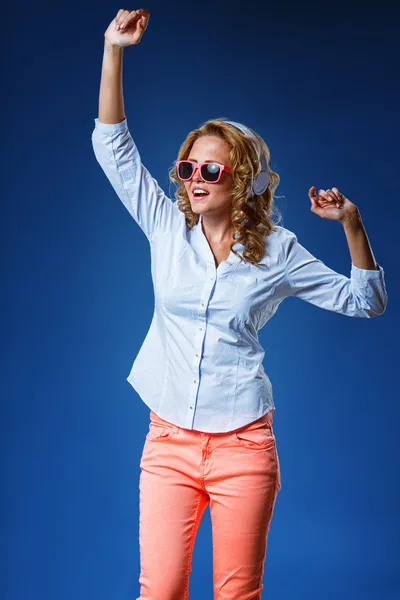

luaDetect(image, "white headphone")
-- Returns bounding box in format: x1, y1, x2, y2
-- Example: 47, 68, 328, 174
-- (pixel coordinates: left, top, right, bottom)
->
223, 120, 269, 196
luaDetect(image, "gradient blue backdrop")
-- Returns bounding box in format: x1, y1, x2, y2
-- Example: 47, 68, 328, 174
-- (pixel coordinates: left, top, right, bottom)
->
3, 1, 399, 599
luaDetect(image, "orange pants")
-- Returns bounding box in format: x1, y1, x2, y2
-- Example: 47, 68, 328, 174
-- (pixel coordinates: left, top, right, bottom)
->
137, 408, 281, 600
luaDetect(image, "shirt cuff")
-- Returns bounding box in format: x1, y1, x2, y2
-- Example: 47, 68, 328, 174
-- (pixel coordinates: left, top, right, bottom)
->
351, 262, 385, 279
94, 117, 128, 133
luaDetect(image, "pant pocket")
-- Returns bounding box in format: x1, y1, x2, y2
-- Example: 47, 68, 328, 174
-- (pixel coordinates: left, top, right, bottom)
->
234, 424, 275, 449
146, 420, 179, 442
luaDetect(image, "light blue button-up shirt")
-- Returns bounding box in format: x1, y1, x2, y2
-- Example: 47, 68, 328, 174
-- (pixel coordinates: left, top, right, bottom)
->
92, 117, 388, 433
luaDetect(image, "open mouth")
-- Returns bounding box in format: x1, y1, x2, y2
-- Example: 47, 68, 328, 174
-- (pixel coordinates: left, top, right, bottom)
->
192, 191, 210, 201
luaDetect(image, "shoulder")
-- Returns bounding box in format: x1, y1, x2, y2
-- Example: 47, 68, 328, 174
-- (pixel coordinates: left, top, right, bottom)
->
266, 224, 298, 261
269, 223, 297, 241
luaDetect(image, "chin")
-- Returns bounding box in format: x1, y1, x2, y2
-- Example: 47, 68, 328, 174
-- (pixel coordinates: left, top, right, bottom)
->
190, 202, 207, 210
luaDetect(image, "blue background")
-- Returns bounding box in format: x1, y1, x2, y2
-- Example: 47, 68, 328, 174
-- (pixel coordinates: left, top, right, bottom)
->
3, 1, 399, 599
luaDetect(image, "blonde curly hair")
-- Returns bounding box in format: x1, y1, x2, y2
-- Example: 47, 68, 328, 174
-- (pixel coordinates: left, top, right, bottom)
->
168, 117, 283, 267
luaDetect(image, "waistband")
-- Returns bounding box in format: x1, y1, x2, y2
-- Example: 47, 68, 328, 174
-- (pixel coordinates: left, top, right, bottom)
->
149, 408, 274, 434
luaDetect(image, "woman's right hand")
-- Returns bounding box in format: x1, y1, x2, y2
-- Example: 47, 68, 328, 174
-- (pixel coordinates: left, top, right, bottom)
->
104, 8, 150, 48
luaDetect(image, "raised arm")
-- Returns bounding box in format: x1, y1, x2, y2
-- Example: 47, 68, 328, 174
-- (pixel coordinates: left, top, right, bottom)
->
98, 38, 125, 125
91, 9, 180, 242
98, 8, 147, 124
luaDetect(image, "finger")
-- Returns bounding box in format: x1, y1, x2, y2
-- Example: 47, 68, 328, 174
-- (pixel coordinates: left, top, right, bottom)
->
137, 14, 146, 30
115, 9, 128, 21
115, 9, 129, 26
118, 9, 143, 30
318, 189, 330, 199
309, 195, 319, 211
318, 189, 337, 204
332, 187, 344, 202
309, 193, 324, 215
317, 190, 330, 205
308, 185, 318, 201
136, 8, 150, 30
137, 8, 150, 19
119, 11, 142, 30
327, 190, 343, 209
325, 190, 337, 203
323, 189, 341, 208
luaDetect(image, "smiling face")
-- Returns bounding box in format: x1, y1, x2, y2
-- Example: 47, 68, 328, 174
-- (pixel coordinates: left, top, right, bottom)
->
184, 135, 234, 218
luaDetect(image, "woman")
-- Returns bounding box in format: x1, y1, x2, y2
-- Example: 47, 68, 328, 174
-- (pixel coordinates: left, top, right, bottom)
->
92, 9, 388, 600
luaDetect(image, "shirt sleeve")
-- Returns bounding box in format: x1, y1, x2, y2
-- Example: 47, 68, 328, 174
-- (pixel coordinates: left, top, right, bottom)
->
91, 117, 180, 242
283, 230, 388, 318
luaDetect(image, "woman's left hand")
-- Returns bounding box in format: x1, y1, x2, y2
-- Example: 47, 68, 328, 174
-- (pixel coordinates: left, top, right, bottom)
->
308, 186, 359, 223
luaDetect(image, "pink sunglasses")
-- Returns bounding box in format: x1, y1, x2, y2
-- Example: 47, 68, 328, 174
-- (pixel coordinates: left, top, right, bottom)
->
175, 160, 233, 184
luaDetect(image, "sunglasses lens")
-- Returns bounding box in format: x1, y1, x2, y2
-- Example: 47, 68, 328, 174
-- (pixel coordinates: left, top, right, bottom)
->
201, 163, 221, 182
177, 161, 194, 180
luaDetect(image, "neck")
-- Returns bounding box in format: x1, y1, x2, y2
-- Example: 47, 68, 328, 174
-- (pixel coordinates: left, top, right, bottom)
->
200, 214, 235, 245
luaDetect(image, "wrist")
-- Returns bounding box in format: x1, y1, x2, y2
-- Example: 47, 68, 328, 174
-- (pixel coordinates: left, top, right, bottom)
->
341, 208, 362, 230
104, 38, 123, 52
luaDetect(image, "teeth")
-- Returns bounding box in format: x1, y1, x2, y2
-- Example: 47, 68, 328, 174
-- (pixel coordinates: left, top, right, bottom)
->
194, 190, 208, 195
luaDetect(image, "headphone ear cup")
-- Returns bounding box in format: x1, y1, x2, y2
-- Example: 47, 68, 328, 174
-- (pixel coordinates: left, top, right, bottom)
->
252, 154, 269, 195
252, 170, 269, 196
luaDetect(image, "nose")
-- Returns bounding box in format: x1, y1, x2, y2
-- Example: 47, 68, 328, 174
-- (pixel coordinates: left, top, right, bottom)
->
192, 164, 202, 181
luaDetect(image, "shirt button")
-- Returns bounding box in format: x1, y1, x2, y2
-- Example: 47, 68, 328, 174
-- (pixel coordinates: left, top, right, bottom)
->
193, 379, 196, 383
201, 302, 205, 306
199, 327, 202, 331
196, 354, 199, 357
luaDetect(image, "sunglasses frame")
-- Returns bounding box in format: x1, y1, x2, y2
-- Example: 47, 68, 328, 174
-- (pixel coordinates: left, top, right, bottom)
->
175, 160, 233, 184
